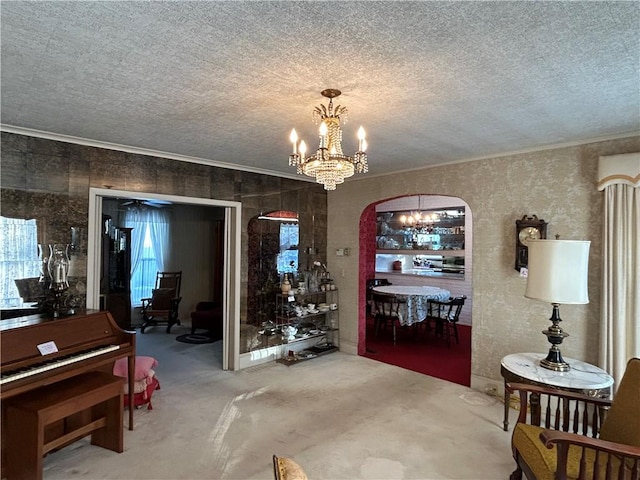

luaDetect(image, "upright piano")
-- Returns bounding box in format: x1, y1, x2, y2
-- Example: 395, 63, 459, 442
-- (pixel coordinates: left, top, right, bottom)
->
1, 310, 136, 472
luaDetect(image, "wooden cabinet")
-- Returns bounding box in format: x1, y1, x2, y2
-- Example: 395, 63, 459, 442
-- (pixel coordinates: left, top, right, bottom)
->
101, 217, 132, 330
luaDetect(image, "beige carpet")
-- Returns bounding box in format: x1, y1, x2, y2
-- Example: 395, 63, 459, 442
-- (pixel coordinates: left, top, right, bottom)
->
42, 324, 515, 479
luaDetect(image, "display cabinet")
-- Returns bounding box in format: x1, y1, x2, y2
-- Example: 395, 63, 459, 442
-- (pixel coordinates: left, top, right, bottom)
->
375, 207, 466, 278
272, 288, 339, 363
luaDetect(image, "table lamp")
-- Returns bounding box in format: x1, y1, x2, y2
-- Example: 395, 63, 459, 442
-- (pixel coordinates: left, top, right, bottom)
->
525, 239, 590, 371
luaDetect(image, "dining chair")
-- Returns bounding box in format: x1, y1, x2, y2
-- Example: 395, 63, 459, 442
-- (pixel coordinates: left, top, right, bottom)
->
366, 278, 391, 318
424, 296, 466, 346
371, 291, 405, 345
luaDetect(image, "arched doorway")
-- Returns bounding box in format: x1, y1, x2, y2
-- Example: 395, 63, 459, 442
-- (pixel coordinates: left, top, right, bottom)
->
358, 194, 473, 386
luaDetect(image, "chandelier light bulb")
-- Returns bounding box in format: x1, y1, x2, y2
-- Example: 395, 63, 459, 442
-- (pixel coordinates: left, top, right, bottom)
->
299, 140, 307, 158
290, 129, 298, 154
319, 121, 328, 148
357, 126, 366, 151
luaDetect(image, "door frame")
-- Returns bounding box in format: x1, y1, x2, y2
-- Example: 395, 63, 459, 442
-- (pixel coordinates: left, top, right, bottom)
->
87, 187, 242, 370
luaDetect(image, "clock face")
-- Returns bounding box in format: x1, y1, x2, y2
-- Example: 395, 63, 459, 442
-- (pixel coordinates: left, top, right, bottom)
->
518, 227, 541, 246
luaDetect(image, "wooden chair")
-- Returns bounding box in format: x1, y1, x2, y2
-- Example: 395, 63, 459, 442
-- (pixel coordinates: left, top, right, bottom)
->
273, 454, 308, 480
371, 291, 405, 345
424, 296, 466, 346
366, 278, 391, 317
508, 357, 640, 480
140, 271, 182, 333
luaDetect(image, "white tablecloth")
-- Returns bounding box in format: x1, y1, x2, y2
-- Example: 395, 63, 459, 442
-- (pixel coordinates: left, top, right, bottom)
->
372, 285, 451, 326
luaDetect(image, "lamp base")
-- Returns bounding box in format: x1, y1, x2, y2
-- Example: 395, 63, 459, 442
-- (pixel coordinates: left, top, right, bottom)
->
539, 304, 570, 371
540, 350, 570, 372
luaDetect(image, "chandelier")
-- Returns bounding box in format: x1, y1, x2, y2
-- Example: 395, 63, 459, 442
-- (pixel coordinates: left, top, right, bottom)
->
400, 210, 440, 233
288, 89, 368, 190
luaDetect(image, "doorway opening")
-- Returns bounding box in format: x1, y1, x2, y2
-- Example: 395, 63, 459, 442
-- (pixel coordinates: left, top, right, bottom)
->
86, 188, 242, 371
358, 194, 473, 386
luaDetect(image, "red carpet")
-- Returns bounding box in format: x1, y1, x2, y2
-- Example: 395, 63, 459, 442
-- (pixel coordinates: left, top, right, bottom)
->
362, 321, 472, 387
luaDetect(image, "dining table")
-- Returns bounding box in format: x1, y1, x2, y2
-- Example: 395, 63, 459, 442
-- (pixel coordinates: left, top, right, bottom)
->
372, 285, 451, 326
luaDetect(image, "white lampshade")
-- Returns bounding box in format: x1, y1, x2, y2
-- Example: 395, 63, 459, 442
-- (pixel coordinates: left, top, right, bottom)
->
525, 240, 590, 304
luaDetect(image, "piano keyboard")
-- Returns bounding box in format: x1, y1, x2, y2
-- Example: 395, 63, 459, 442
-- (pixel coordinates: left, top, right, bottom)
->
0, 345, 121, 385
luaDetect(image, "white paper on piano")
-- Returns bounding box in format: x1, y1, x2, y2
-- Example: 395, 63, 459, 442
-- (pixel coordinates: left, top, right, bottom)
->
37, 341, 59, 356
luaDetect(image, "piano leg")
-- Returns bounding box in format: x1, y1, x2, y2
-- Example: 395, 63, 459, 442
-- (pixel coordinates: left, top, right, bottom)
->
127, 354, 135, 430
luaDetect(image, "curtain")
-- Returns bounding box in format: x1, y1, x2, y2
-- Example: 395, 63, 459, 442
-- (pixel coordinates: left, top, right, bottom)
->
148, 209, 170, 271
123, 206, 171, 304
598, 153, 640, 389
123, 208, 147, 280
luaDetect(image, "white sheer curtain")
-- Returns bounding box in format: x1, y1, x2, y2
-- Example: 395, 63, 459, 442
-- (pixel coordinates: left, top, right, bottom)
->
123, 208, 147, 280
597, 153, 640, 389
123, 206, 171, 304
147, 209, 170, 271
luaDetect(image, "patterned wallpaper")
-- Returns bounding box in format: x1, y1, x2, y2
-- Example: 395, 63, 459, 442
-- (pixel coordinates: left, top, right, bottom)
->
328, 136, 640, 383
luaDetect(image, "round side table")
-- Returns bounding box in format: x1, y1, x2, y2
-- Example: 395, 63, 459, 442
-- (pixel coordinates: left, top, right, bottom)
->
500, 352, 613, 431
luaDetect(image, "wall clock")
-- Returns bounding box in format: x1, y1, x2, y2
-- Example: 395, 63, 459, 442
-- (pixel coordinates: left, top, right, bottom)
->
515, 215, 547, 271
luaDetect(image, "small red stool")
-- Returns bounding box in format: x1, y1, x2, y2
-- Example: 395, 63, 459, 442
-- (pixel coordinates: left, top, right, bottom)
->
113, 356, 161, 410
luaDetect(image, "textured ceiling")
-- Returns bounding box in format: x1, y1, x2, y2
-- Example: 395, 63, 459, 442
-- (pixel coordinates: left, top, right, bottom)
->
1, 1, 639, 181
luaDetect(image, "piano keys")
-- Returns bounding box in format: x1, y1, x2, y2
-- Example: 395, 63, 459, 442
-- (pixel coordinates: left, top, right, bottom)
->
1, 344, 121, 386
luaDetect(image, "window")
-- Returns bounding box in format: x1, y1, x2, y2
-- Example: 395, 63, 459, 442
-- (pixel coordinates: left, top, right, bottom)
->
0, 216, 41, 309
277, 223, 299, 274
124, 207, 170, 306
129, 225, 158, 305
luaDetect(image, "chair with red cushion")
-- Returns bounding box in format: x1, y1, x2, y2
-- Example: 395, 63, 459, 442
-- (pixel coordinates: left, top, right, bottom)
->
190, 301, 223, 339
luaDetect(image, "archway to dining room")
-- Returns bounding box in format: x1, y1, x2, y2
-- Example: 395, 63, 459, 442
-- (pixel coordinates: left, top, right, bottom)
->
357, 194, 473, 387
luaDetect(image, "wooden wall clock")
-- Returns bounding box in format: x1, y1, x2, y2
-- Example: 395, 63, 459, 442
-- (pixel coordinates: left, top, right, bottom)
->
515, 215, 547, 271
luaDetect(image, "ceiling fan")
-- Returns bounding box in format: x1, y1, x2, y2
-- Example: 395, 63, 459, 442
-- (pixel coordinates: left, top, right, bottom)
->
119, 199, 171, 209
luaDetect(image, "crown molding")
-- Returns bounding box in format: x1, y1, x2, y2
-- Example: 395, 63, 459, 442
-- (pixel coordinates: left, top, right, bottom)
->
357, 130, 640, 181
0, 124, 311, 183
3, 124, 638, 187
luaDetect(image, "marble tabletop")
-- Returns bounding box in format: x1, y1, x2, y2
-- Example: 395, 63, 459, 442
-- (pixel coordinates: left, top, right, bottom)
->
501, 352, 614, 390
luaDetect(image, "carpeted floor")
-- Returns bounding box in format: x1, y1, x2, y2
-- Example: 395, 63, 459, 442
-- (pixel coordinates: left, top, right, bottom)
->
363, 320, 472, 387
41, 324, 514, 479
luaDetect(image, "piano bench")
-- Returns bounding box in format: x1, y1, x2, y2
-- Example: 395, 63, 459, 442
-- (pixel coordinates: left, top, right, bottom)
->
5, 371, 124, 480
